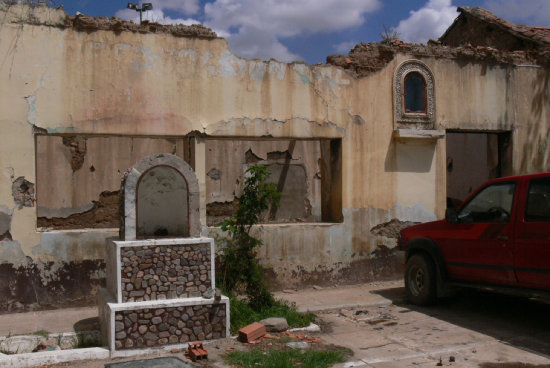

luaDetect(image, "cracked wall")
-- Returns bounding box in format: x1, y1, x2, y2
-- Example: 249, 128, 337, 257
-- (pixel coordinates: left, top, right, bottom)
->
35, 135, 192, 229
205, 139, 322, 225
0, 3, 548, 311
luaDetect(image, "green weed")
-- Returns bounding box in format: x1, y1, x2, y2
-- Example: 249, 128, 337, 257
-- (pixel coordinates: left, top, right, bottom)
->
225, 348, 346, 368
229, 296, 315, 334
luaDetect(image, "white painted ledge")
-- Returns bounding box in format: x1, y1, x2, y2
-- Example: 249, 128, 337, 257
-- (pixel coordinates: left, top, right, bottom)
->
0, 347, 109, 368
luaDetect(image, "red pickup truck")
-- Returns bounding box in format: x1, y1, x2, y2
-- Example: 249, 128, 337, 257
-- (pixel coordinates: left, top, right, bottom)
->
399, 172, 550, 305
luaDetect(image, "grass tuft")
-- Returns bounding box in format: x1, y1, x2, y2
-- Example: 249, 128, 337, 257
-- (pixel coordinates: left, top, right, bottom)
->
225, 348, 346, 368
230, 296, 315, 333
32, 330, 49, 338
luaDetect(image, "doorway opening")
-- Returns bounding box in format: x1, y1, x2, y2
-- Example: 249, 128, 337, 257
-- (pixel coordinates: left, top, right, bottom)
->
446, 131, 512, 208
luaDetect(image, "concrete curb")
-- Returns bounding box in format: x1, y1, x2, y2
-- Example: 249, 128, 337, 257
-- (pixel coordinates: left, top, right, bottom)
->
0, 347, 109, 368
0, 337, 229, 367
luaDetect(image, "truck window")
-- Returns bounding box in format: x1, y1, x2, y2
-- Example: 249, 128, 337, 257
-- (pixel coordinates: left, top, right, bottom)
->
458, 182, 515, 223
525, 177, 550, 222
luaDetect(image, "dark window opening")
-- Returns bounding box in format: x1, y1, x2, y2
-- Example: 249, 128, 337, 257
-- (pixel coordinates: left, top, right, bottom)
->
404, 72, 426, 113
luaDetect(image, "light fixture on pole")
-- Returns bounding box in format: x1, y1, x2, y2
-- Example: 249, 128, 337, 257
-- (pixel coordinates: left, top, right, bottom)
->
127, 3, 153, 24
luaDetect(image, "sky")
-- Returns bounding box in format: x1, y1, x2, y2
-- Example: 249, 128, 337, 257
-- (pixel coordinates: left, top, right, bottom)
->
53, 0, 550, 64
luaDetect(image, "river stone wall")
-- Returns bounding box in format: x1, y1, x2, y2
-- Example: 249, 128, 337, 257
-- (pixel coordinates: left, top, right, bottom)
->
114, 303, 227, 350
120, 243, 212, 302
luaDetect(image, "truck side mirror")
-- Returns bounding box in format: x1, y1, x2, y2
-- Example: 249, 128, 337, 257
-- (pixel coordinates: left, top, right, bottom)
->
445, 207, 458, 223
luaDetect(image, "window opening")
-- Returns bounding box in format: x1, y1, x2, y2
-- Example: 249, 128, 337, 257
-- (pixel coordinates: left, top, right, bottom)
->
525, 178, 550, 222
404, 72, 426, 113
458, 182, 516, 223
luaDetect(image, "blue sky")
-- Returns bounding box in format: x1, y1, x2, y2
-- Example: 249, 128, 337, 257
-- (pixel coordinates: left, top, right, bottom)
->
56, 0, 550, 64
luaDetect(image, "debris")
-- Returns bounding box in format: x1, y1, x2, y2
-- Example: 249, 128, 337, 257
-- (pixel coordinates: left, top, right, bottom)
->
238, 322, 266, 343
281, 331, 322, 344
187, 341, 207, 362
288, 323, 321, 333
312, 285, 323, 290
0, 335, 45, 354
259, 317, 289, 332
282, 289, 296, 294
286, 341, 310, 350
34, 338, 60, 352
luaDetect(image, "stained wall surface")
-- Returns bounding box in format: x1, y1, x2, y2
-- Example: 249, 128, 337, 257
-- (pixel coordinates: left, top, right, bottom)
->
0, 4, 548, 311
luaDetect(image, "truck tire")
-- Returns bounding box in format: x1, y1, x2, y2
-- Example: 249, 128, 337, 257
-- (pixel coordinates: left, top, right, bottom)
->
405, 254, 437, 306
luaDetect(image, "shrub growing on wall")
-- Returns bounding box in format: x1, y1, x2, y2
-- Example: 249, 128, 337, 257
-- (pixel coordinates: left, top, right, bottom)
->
217, 165, 280, 309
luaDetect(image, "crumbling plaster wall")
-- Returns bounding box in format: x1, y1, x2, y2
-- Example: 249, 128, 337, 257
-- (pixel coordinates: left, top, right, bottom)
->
0, 3, 548, 307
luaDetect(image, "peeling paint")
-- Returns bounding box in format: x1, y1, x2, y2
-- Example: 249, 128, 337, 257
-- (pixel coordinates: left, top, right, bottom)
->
201, 51, 212, 65
12, 177, 35, 208
0, 240, 26, 266
62, 136, 87, 171
248, 61, 266, 81
218, 50, 246, 77
25, 95, 37, 125
268, 61, 286, 80
394, 203, 437, 223
0, 205, 13, 236
0, 258, 106, 313
296, 71, 310, 85
31, 230, 110, 262
37, 203, 95, 219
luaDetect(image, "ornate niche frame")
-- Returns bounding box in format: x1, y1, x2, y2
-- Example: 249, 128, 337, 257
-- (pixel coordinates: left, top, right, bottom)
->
394, 59, 435, 130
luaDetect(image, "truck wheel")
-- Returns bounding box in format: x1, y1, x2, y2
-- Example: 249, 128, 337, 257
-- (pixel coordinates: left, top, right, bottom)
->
405, 254, 437, 306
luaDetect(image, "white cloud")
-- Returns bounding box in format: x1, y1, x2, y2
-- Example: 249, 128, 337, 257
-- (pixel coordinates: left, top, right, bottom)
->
144, 0, 199, 15
333, 40, 358, 53
483, 0, 550, 26
115, 8, 200, 25
395, 0, 458, 44
204, 0, 381, 62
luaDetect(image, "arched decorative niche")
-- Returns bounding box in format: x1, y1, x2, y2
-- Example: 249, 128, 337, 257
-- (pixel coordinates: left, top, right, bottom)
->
394, 59, 435, 130
120, 153, 201, 240
136, 165, 189, 237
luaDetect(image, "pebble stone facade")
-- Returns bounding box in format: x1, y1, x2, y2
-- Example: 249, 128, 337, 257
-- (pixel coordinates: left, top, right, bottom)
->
114, 304, 227, 350
120, 244, 212, 302
100, 155, 228, 352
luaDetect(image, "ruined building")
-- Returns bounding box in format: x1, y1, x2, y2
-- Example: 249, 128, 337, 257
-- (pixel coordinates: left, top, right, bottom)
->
0, 3, 548, 312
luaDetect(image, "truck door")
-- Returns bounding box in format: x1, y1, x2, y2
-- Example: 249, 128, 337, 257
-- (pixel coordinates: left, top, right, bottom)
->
515, 176, 550, 290
442, 182, 517, 285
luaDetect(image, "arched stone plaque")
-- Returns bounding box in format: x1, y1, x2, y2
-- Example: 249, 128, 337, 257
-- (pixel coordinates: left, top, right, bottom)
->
120, 153, 201, 240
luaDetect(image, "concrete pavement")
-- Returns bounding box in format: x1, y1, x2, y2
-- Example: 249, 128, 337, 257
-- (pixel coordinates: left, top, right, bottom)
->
2, 280, 550, 367
0, 307, 98, 337
273, 280, 406, 312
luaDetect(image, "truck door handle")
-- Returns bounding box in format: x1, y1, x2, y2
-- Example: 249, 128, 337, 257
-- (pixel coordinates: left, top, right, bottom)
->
497, 235, 509, 241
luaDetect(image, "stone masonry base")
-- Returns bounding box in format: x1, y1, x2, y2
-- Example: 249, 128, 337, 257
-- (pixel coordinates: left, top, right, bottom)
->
99, 289, 230, 352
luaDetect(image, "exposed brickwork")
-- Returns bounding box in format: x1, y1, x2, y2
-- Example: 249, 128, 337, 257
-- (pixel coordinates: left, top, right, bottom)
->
114, 304, 226, 350
120, 244, 212, 302
441, 7, 550, 50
